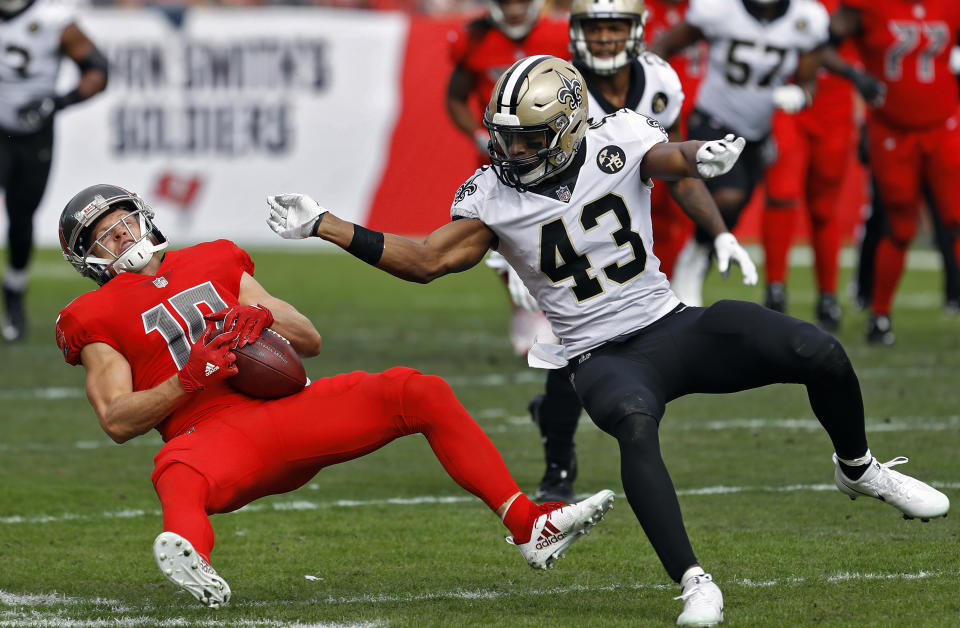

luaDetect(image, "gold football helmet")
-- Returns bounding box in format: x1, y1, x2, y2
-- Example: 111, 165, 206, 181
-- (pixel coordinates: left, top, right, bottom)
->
483, 55, 589, 191
569, 0, 648, 76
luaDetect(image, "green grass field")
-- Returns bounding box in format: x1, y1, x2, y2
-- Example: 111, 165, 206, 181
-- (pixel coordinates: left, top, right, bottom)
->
1, 246, 958, 627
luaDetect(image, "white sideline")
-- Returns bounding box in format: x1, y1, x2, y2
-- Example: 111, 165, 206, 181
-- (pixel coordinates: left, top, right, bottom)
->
3, 481, 959, 526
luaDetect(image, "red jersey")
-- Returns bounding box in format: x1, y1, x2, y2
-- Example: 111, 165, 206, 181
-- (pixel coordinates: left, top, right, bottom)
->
448, 14, 569, 117
645, 0, 708, 109
56, 240, 258, 442
844, 0, 960, 128
801, 0, 857, 126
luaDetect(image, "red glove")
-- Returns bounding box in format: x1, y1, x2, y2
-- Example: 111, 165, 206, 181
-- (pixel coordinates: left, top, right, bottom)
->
177, 325, 240, 392
204, 304, 274, 348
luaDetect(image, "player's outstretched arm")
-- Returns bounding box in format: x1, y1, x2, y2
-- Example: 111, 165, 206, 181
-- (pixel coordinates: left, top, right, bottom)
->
266, 193, 496, 283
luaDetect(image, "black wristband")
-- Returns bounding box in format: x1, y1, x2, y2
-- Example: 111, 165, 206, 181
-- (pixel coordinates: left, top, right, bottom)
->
346, 225, 385, 266
53, 89, 84, 111
310, 212, 326, 237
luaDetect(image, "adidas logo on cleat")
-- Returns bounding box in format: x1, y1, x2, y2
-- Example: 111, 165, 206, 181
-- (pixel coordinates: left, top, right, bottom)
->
534, 520, 569, 549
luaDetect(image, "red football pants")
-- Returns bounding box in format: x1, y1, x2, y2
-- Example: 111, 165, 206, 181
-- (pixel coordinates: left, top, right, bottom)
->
763, 110, 854, 292
867, 112, 960, 315
152, 367, 522, 562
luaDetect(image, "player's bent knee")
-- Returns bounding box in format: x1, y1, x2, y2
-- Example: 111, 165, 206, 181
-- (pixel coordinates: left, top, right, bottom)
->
610, 412, 661, 455
401, 373, 461, 419
788, 322, 854, 383
592, 393, 662, 436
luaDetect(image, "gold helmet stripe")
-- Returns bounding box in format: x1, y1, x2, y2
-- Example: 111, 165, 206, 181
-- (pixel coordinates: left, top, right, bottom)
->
497, 54, 554, 116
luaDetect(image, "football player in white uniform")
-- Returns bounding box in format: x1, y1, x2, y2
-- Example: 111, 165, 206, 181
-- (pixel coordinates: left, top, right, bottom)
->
0, 0, 107, 341
267, 56, 949, 626
651, 0, 828, 306
519, 0, 755, 505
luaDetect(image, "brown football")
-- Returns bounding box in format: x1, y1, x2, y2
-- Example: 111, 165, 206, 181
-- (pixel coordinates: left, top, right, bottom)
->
228, 328, 307, 399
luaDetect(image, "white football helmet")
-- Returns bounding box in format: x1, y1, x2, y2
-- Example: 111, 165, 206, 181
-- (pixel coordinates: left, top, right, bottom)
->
569, 0, 648, 76
483, 55, 589, 191
59, 184, 169, 285
487, 0, 545, 41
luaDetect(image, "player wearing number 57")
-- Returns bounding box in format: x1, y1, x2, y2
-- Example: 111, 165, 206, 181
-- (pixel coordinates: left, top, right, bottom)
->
267, 56, 949, 626
54, 183, 616, 608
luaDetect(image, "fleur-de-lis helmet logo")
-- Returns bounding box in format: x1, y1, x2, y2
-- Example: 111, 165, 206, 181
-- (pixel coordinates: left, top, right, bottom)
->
556, 70, 583, 111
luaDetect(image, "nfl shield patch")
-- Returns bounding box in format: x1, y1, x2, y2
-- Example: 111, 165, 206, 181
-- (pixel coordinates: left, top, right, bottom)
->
555, 185, 571, 202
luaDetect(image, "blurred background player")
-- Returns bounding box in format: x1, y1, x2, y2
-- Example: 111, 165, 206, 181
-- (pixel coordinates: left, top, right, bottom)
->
760, 0, 883, 331
643, 0, 709, 279
651, 0, 829, 307
829, 0, 960, 344
446, 0, 569, 357
0, 0, 107, 342
519, 0, 758, 502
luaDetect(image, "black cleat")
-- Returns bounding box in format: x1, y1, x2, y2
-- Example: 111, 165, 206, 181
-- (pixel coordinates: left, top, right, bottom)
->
866, 314, 895, 346
535, 462, 577, 503
816, 293, 842, 332
2, 286, 26, 342
764, 282, 787, 313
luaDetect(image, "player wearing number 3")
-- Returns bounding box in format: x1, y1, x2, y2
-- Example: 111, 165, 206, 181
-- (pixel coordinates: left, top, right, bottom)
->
53, 184, 617, 608
267, 56, 949, 626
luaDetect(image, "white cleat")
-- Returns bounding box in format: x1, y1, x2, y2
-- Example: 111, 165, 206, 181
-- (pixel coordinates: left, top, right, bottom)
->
675, 573, 724, 626
153, 531, 231, 608
833, 454, 950, 521
507, 489, 615, 570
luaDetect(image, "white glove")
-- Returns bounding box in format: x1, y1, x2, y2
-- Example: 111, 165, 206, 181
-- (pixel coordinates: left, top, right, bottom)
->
696, 134, 746, 179
266, 193, 327, 240
506, 265, 539, 313
772, 84, 809, 113
713, 232, 758, 286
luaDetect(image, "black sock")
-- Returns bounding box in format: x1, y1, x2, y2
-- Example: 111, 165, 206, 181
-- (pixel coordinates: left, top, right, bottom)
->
838, 460, 871, 481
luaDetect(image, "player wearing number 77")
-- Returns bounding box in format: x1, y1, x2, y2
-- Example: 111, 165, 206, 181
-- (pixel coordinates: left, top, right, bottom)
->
54, 183, 618, 608
267, 55, 949, 627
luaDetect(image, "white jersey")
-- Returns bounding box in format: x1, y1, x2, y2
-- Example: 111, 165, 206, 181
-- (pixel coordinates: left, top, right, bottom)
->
0, 0, 75, 133
580, 52, 685, 130
452, 110, 681, 359
688, 0, 828, 140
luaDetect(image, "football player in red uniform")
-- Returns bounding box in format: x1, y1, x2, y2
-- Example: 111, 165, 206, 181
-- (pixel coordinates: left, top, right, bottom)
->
447, 0, 569, 166
830, 0, 960, 343
760, 0, 880, 331
55, 184, 615, 608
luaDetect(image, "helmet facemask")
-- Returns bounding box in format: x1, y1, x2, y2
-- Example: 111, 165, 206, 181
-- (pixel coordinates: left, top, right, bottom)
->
487, 0, 545, 41
484, 56, 589, 192
569, 0, 647, 76
82, 208, 167, 279
60, 188, 169, 285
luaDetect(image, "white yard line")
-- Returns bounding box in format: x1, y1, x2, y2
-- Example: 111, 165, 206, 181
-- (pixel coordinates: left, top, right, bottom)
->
3, 481, 959, 526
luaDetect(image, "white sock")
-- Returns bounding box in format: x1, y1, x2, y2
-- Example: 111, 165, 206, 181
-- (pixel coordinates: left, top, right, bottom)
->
837, 449, 872, 467
680, 565, 706, 588
3, 269, 27, 292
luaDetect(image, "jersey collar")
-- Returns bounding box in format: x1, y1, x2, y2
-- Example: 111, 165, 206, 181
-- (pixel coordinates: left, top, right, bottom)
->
575, 59, 646, 115
526, 142, 588, 202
